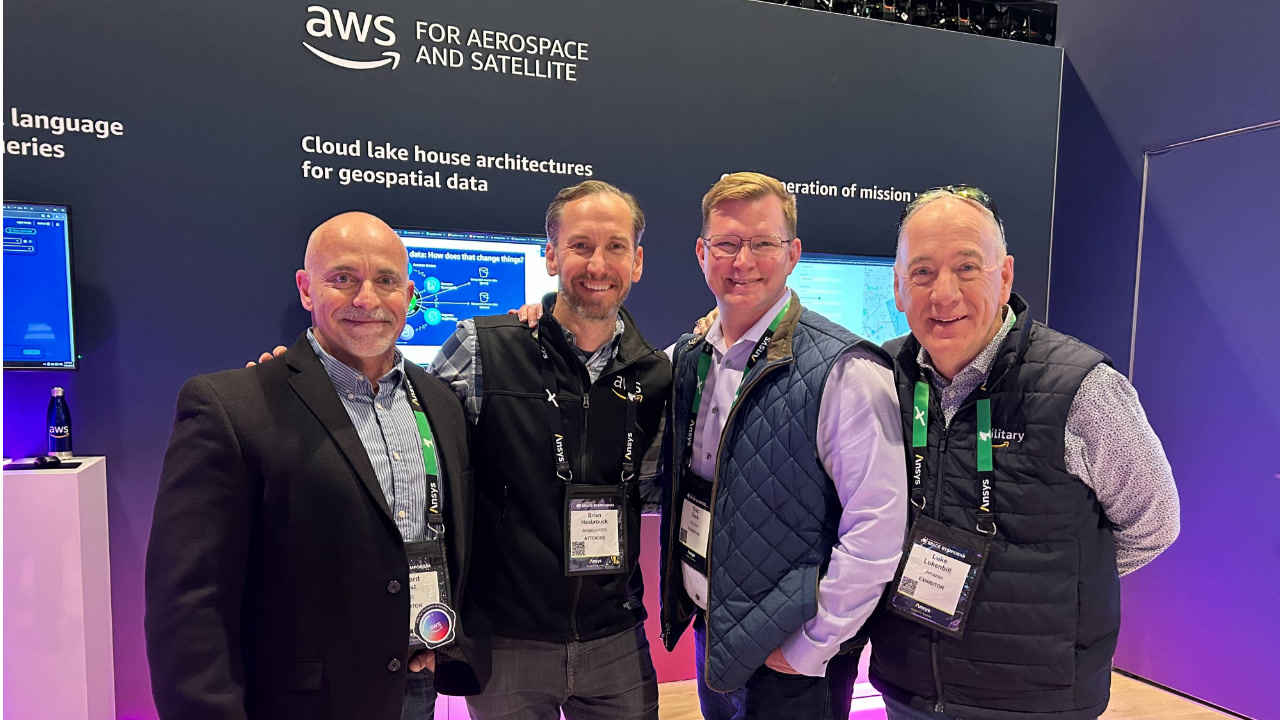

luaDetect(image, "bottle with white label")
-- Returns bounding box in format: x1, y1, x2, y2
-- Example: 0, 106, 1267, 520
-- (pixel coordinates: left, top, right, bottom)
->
47, 386, 73, 459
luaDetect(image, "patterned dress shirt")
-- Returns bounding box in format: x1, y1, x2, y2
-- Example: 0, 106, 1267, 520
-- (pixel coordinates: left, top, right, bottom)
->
916, 306, 1180, 575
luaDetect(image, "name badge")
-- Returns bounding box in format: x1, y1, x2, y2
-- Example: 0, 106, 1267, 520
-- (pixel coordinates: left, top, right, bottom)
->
679, 472, 713, 574
406, 541, 456, 649
564, 486, 627, 576
886, 515, 990, 638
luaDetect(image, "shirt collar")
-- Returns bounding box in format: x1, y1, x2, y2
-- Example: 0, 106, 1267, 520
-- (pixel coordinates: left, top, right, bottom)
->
557, 314, 626, 356
306, 328, 405, 391
918, 305, 1016, 389
706, 288, 791, 355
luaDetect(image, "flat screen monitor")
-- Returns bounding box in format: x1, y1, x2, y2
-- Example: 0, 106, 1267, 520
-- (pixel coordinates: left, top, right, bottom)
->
3, 201, 78, 369
394, 227, 558, 366
791, 251, 909, 347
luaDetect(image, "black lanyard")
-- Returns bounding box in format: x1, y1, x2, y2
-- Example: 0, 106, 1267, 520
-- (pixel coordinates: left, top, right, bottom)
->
538, 335, 639, 485
681, 300, 790, 472
911, 381, 996, 536
404, 380, 446, 540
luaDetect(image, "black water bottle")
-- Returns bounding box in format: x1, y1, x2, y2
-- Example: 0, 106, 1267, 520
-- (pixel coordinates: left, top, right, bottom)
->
47, 386, 73, 459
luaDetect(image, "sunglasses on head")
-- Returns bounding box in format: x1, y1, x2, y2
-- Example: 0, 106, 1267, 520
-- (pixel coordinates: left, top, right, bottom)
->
900, 185, 1001, 228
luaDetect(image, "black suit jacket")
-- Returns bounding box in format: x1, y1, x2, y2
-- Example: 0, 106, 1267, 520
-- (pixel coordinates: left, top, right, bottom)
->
145, 333, 490, 720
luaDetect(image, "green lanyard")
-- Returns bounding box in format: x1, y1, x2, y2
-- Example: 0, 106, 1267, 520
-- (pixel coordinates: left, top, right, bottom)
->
911, 381, 996, 535
404, 381, 445, 534
683, 300, 790, 470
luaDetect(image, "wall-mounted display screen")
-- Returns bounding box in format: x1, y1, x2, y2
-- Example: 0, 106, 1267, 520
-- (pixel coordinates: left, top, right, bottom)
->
3, 202, 78, 369
394, 227, 558, 366
791, 252, 909, 347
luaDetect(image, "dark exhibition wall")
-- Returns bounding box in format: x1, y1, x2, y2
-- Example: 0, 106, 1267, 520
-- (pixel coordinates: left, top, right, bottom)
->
1053, 2, 1280, 719
2, 2, 1064, 717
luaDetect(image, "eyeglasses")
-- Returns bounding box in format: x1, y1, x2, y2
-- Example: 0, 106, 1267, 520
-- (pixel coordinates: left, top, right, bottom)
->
899, 185, 1001, 229
702, 234, 793, 259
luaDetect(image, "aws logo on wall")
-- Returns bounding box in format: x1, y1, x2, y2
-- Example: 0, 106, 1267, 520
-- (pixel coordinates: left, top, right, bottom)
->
303, 6, 400, 70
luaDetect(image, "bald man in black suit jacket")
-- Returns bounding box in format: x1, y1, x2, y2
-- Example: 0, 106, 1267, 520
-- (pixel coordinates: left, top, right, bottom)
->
145, 213, 489, 720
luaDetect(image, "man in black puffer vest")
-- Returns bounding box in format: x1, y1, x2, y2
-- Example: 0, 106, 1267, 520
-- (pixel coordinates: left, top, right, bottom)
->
432, 181, 672, 720
867, 186, 1181, 720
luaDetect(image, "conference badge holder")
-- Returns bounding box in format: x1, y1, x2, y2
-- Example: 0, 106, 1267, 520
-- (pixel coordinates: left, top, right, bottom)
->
886, 514, 990, 638
406, 541, 457, 650
677, 471, 713, 575
564, 484, 627, 576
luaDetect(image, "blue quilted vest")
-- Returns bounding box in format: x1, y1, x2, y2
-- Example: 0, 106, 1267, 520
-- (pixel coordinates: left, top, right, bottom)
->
659, 294, 889, 691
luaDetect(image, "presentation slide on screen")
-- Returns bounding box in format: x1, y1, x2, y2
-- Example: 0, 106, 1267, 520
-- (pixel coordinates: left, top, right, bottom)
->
791, 253, 909, 347
3, 203, 76, 368
396, 228, 558, 365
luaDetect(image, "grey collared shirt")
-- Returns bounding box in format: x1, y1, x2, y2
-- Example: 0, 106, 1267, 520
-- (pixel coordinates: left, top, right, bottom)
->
430, 315, 625, 425
917, 307, 1180, 575
307, 329, 429, 543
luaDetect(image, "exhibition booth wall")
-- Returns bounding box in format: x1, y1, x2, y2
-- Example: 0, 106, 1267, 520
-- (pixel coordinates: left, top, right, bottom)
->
4, 1, 1062, 717
1051, 3, 1280, 718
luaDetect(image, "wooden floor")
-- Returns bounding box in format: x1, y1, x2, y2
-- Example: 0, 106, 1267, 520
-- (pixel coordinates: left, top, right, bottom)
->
654, 672, 1233, 720
431, 670, 1233, 719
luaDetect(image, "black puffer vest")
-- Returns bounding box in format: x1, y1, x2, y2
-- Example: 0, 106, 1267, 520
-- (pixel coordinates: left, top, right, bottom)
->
870, 295, 1119, 720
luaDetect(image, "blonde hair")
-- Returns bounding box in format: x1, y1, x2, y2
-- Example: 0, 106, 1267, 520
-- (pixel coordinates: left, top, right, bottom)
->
701, 172, 797, 239
545, 180, 645, 246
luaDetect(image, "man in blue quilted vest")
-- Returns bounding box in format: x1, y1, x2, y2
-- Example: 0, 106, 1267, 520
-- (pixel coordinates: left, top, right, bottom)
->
658, 172, 908, 718
867, 186, 1180, 720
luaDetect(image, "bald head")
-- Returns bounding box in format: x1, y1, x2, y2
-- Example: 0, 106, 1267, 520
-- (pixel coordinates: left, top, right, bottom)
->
304, 211, 406, 273
296, 211, 413, 381
896, 194, 1004, 270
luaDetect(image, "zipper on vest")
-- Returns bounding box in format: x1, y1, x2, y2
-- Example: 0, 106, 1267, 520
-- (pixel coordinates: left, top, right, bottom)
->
565, 348, 653, 642
931, 629, 945, 712
569, 577, 583, 640
662, 410, 682, 650
930, 423, 950, 709
660, 339, 696, 651
580, 393, 591, 482
932, 423, 949, 518
570, 387, 591, 641
922, 378, 1001, 709
662, 343, 702, 650
702, 357, 793, 691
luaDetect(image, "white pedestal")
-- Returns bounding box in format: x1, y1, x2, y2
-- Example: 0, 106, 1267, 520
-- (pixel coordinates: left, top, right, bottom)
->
3, 456, 116, 720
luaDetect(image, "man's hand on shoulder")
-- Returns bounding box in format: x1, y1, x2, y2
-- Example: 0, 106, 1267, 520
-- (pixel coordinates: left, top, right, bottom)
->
245, 345, 288, 368
507, 303, 543, 328
693, 307, 718, 336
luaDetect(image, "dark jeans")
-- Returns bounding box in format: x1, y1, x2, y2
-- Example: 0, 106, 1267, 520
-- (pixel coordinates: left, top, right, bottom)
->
826, 643, 864, 720
694, 614, 833, 720
402, 669, 437, 719
465, 625, 659, 720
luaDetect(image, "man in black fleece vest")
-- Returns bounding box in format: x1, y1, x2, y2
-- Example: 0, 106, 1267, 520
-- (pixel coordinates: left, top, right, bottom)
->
431, 181, 672, 720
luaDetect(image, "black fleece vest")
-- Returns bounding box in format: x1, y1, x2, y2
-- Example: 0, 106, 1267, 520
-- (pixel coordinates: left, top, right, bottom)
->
870, 296, 1120, 720
470, 301, 671, 642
